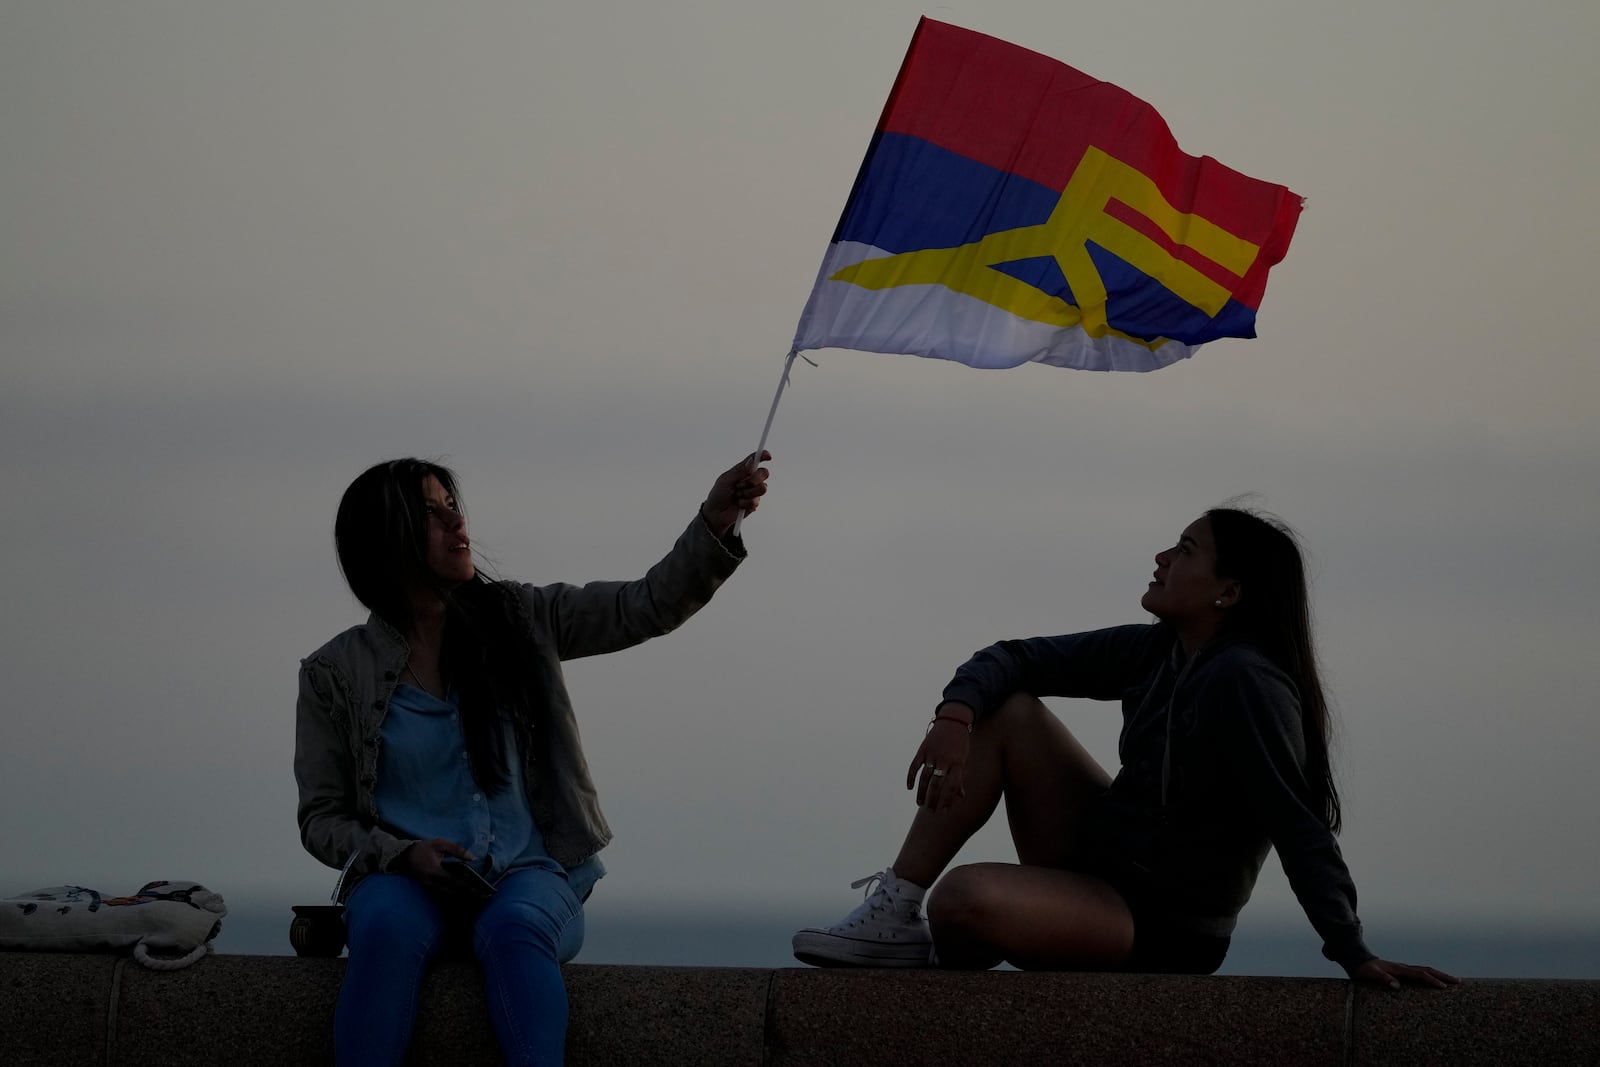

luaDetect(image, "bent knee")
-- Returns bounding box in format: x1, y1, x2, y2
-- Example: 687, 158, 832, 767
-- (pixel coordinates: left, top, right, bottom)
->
476, 898, 582, 957
345, 876, 436, 928
926, 864, 1009, 932
345, 901, 443, 956
985, 692, 1054, 732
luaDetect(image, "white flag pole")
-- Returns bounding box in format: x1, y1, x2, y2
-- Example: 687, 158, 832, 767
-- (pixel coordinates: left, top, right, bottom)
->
733, 348, 802, 536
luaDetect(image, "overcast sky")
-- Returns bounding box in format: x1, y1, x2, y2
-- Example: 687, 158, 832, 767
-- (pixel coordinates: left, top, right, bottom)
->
4, 0, 1597, 957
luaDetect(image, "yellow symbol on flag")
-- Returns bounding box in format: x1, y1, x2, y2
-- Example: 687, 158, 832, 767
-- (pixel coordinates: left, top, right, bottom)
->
830, 146, 1263, 346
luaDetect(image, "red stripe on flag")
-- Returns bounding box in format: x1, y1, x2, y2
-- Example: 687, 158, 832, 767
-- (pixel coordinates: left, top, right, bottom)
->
879, 19, 1297, 252
1101, 198, 1252, 298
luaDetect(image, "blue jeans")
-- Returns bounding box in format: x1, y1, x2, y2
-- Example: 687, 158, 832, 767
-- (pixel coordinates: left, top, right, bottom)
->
336, 868, 585, 1067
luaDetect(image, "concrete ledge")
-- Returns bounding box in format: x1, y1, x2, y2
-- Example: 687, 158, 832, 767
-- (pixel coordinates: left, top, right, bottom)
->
3, 953, 1597, 1065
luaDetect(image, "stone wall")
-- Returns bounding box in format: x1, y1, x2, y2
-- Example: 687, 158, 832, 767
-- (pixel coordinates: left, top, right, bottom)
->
3, 953, 1597, 1065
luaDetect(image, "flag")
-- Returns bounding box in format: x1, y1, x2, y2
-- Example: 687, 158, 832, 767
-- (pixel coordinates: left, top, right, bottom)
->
792, 18, 1303, 372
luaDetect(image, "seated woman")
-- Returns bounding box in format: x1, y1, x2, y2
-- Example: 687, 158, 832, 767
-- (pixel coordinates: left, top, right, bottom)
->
296, 451, 770, 1067
793, 506, 1456, 988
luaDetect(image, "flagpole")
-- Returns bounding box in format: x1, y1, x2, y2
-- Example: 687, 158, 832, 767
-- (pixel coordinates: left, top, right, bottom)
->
733, 348, 800, 536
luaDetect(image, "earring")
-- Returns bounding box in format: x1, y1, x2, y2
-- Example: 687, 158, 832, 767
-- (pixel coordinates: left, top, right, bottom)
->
1213, 599, 1223, 607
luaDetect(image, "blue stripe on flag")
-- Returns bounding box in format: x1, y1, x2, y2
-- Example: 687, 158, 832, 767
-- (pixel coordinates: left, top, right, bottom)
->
990, 255, 1077, 307
1086, 244, 1259, 343
826, 131, 1263, 346
834, 133, 1059, 252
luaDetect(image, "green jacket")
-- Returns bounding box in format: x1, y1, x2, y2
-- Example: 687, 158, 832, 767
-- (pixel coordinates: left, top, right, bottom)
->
295, 512, 744, 898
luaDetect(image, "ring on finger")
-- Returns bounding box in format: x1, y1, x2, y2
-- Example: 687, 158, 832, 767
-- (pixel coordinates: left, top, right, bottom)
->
930, 767, 947, 777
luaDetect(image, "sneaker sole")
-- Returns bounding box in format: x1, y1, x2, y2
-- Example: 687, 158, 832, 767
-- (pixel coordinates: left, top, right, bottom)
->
791, 930, 933, 968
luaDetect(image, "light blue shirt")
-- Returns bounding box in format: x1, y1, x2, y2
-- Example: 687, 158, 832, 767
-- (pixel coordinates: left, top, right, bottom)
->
374, 684, 603, 899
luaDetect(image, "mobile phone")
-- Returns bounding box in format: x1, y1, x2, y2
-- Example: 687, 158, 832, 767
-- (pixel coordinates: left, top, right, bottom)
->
439, 858, 498, 900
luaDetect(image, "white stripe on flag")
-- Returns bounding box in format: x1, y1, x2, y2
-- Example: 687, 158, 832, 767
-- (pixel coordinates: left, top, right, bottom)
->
792, 242, 1197, 373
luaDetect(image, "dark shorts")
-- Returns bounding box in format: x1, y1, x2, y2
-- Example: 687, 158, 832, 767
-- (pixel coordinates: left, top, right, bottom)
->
1079, 856, 1229, 974
1120, 912, 1230, 975
1076, 794, 1231, 976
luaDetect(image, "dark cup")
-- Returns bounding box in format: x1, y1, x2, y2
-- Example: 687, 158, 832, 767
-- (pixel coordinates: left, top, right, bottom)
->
289, 905, 346, 958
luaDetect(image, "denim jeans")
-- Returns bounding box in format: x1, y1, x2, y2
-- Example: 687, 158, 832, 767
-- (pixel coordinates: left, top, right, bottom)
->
336, 867, 585, 1067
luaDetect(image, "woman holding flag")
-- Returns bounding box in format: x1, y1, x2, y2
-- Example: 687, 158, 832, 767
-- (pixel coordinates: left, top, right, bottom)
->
794, 505, 1455, 988
296, 451, 769, 1067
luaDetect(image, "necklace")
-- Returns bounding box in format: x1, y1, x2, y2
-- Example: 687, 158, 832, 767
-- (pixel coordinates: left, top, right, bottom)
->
404, 663, 431, 693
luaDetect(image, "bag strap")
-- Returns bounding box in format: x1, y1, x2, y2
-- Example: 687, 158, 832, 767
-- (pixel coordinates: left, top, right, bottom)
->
132, 940, 212, 971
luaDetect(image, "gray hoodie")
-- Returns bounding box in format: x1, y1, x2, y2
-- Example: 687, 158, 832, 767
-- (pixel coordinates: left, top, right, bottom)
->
941, 623, 1374, 970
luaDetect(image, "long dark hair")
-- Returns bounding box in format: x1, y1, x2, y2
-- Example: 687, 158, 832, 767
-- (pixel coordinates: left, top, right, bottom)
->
1206, 506, 1342, 833
335, 458, 537, 796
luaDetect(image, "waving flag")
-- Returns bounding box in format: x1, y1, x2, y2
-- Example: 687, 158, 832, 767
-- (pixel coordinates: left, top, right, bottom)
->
792, 19, 1303, 372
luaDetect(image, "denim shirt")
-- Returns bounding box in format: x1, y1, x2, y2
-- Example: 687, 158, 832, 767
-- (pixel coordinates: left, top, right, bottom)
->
376, 683, 604, 900
295, 511, 744, 901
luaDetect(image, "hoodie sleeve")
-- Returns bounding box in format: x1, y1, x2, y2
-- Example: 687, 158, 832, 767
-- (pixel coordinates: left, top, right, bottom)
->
941, 624, 1166, 718
1210, 655, 1375, 971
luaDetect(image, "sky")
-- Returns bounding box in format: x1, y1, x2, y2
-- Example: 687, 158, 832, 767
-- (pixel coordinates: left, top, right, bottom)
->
4, 0, 1597, 964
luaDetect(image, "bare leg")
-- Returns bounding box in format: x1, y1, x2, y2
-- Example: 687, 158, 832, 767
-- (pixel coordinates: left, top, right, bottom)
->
794, 693, 1125, 970
892, 692, 1112, 885
882, 692, 1134, 970
927, 863, 1135, 970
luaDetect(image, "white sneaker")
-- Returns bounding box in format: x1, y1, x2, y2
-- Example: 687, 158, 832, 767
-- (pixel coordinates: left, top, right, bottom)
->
792, 870, 934, 967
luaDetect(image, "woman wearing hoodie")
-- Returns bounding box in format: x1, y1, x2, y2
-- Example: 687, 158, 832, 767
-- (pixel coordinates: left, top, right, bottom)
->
793, 506, 1454, 988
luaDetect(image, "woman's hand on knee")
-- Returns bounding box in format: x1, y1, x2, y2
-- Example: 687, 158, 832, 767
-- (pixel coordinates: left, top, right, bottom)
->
907, 719, 971, 811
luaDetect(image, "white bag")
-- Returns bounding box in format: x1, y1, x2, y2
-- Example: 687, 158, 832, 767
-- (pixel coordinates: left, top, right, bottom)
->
0, 881, 226, 970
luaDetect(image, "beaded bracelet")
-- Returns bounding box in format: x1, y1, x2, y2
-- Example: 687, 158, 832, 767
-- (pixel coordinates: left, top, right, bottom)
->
927, 713, 974, 733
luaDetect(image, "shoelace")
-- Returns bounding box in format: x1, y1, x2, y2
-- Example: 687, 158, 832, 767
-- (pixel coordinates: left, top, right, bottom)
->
846, 870, 922, 922
849, 871, 889, 900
